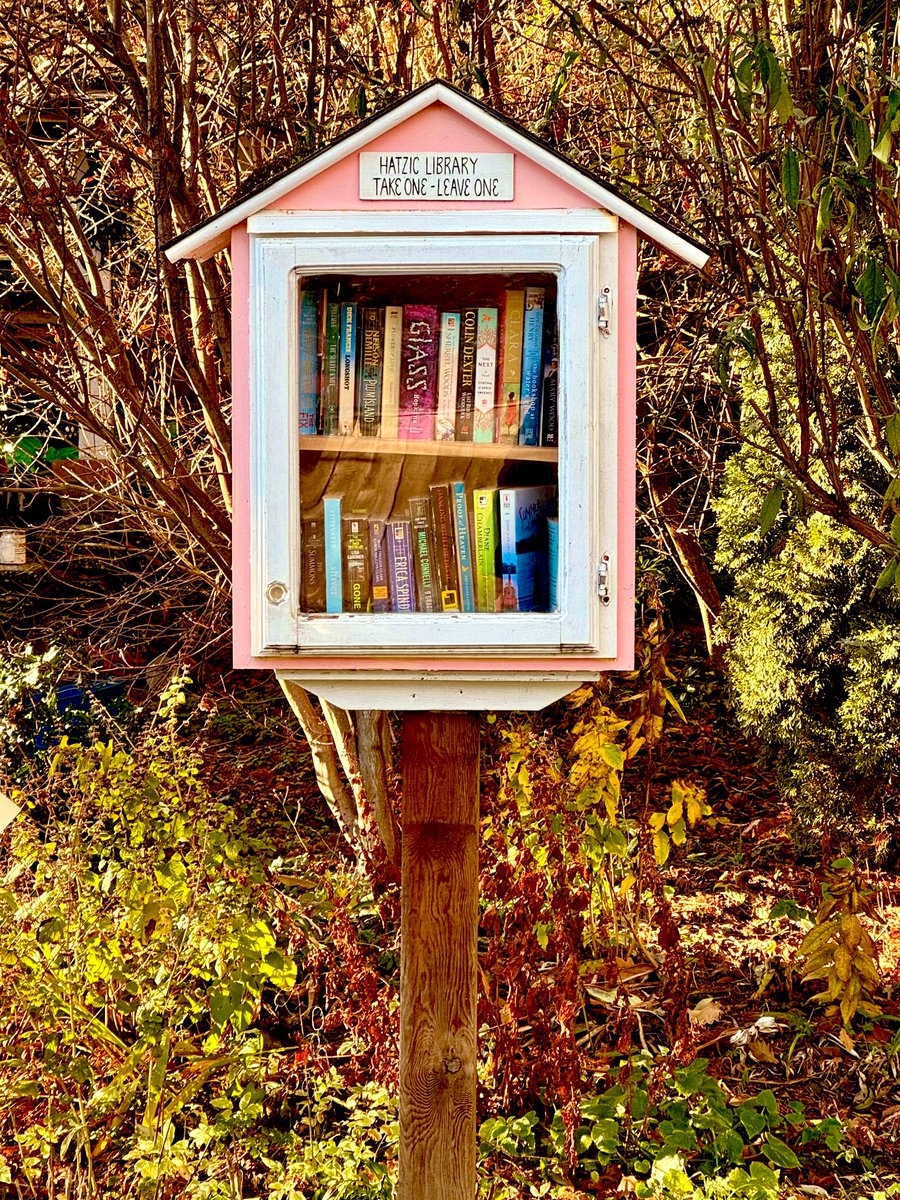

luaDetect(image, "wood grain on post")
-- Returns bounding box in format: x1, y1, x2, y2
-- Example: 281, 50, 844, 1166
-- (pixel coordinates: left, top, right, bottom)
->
399, 712, 480, 1200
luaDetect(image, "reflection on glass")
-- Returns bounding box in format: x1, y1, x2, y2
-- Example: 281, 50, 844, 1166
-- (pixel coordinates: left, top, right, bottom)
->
298, 273, 560, 616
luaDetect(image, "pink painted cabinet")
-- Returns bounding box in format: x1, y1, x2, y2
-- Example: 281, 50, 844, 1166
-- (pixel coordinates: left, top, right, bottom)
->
166, 83, 708, 709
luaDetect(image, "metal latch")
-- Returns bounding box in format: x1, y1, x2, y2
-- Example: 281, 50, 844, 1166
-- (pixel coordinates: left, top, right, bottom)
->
597, 557, 611, 605
597, 288, 612, 336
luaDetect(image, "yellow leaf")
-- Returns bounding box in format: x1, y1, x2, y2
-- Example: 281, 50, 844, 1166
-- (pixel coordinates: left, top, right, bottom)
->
666, 797, 683, 828
834, 946, 852, 982
841, 913, 863, 951
837, 1026, 856, 1052
653, 830, 671, 866
670, 818, 687, 847
626, 737, 645, 760
648, 812, 666, 833
618, 873, 636, 897
663, 687, 687, 722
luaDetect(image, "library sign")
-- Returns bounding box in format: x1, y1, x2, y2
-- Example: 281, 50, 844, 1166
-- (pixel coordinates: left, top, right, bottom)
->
359, 152, 514, 201
164, 81, 709, 712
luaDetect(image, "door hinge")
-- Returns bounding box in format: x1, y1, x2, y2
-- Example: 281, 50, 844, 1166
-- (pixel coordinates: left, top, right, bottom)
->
597, 288, 612, 336
597, 556, 611, 605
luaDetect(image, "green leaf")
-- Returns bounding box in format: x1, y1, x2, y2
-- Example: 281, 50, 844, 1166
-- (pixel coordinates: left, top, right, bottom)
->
853, 115, 872, 168
781, 149, 799, 211
892, 514, 900, 545
600, 743, 625, 771
886, 415, 900, 457
816, 181, 833, 249
875, 558, 898, 590
662, 688, 687, 722
737, 1104, 766, 1139
759, 484, 783, 534
874, 127, 893, 164
855, 258, 887, 325
763, 1133, 800, 1169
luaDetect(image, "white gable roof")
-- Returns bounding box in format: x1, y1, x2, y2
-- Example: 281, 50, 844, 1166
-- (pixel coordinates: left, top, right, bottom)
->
164, 81, 710, 269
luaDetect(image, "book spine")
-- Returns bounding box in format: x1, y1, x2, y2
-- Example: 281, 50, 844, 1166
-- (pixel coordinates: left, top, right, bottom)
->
386, 520, 415, 612
369, 519, 390, 613
338, 303, 357, 436
381, 305, 403, 439
452, 482, 476, 613
518, 287, 546, 446
435, 312, 460, 440
498, 490, 519, 612
547, 516, 559, 611
472, 306, 498, 444
540, 313, 560, 447
409, 496, 438, 612
455, 307, 477, 441
429, 483, 460, 611
299, 289, 319, 435
342, 516, 371, 612
321, 302, 342, 435
506, 484, 556, 611
472, 488, 500, 613
315, 290, 328, 433
300, 519, 325, 612
356, 307, 384, 437
323, 495, 343, 613
398, 304, 439, 440
496, 290, 525, 444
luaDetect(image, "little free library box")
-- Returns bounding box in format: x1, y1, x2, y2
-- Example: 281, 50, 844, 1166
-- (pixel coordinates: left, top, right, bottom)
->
165, 81, 709, 712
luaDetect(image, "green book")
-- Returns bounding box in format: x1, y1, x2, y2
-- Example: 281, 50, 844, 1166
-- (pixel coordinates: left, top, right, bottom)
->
472, 487, 500, 612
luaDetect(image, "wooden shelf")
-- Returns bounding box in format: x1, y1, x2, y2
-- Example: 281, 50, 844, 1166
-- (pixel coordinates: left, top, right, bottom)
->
300, 435, 558, 462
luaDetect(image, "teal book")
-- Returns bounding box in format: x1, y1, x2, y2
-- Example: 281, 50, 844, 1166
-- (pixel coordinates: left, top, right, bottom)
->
298, 289, 319, 435
547, 516, 559, 611
518, 286, 545, 446
323, 495, 343, 613
452, 481, 476, 612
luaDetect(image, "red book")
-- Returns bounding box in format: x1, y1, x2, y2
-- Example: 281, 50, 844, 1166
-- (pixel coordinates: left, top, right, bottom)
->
398, 304, 439, 440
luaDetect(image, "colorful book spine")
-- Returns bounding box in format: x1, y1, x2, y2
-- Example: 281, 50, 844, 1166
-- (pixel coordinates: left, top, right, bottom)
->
518, 287, 545, 446
299, 289, 319, 435
429, 483, 460, 611
455, 307, 477, 441
369, 519, 390, 613
321, 301, 342, 435
386, 520, 415, 612
472, 488, 500, 613
409, 496, 438, 612
338, 302, 357, 436
496, 290, 525, 444
540, 314, 560, 447
323, 495, 343, 613
452, 481, 476, 612
547, 516, 559, 611
356, 307, 384, 437
300, 519, 325, 613
398, 304, 439, 440
435, 312, 461, 440
342, 516, 370, 612
381, 305, 403, 439
473, 306, 498, 444
499, 484, 556, 612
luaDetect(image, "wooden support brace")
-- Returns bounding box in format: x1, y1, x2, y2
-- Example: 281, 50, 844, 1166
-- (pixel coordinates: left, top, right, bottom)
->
399, 711, 480, 1200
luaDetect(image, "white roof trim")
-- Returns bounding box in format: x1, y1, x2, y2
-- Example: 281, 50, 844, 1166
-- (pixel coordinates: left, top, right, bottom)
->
165, 83, 709, 268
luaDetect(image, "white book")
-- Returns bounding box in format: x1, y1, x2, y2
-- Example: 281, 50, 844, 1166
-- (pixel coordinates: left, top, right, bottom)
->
473, 306, 498, 444
380, 305, 403, 439
435, 312, 460, 440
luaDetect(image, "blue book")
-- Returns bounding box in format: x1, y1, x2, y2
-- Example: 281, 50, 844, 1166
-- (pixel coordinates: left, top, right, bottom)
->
299, 290, 319, 435
338, 302, 357, 435
518, 287, 545, 446
499, 484, 556, 612
547, 517, 559, 611
386, 520, 415, 612
323, 495, 343, 613
452, 481, 476, 613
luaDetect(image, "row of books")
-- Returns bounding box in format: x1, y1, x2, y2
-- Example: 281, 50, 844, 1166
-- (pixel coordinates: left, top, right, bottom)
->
301, 482, 559, 615
298, 285, 559, 447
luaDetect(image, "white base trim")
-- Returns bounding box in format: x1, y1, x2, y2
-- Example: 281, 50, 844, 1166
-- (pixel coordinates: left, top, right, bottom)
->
276, 670, 598, 711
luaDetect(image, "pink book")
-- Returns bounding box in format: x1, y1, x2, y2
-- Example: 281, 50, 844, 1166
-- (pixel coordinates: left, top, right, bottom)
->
398, 304, 439, 439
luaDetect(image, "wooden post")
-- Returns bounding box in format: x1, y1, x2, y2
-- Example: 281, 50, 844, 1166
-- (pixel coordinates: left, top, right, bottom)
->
399, 711, 480, 1200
